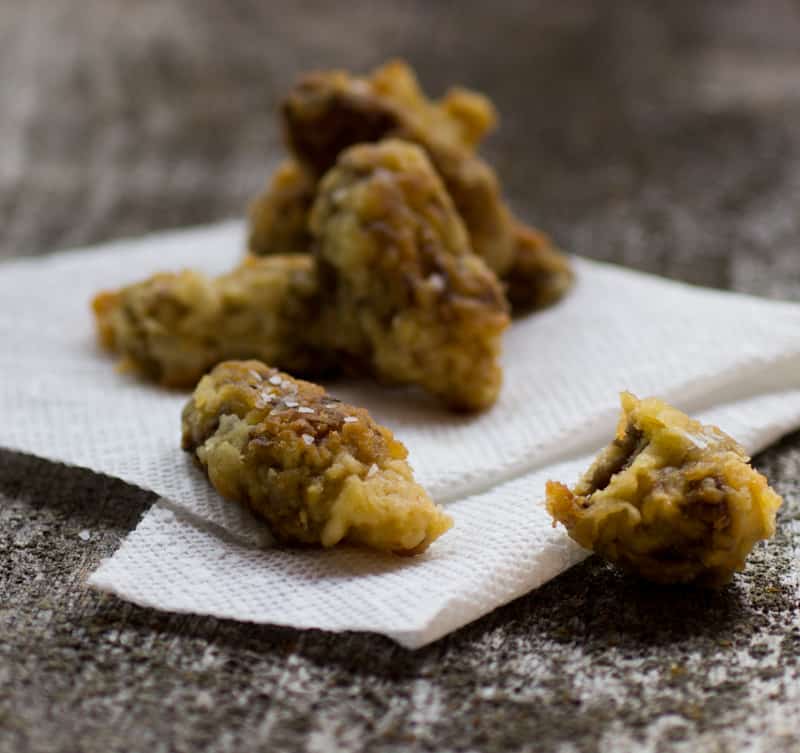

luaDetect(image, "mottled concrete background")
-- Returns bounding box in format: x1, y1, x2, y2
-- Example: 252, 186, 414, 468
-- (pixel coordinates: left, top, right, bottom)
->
2, 2, 800, 751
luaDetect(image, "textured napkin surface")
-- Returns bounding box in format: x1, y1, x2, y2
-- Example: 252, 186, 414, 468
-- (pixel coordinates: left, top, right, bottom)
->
1, 222, 799, 647
89, 391, 800, 648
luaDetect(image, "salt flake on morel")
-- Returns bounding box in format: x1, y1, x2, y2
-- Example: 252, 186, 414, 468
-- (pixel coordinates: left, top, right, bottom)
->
181, 360, 452, 554
92, 255, 326, 388
546, 393, 781, 585
310, 139, 510, 412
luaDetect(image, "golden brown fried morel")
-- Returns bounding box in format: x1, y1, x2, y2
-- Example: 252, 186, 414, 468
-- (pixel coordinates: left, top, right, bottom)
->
505, 224, 574, 311
310, 139, 510, 412
282, 59, 519, 276
182, 360, 452, 553
246, 163, 574, 313
93, 143, 509, 411
283, 59, 496, 174
546, 393, 782, 585
92, 256, 326, 388
248, 160, 316, 256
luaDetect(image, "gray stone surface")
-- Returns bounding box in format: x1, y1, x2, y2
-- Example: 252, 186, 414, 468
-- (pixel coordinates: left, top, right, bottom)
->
1, 1, 800, 751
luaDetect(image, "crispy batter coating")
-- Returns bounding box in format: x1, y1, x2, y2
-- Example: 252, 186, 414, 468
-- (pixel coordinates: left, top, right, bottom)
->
282, 59, 519, 276
93, 142, 508, 410
181, 360, 453, 553
310, 139, 510, 412
92, 256, 326, 388
506, 224, 574, 311
247, 165, 575, 313
546, 393, 782, 585
284, 59, 497, 170
247, 160, 315, 256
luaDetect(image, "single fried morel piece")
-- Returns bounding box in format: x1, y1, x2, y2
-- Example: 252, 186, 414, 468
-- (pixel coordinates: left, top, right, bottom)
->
283, 59, 497, 174
268, 59, 574, 301
282, 59, 519, 276
311, 139, 510, 412
92, 255, 326, 388
505, 225, 574, 312
182, 360, 453, 553
546, 393, 782, 585
248, 160, 316, 256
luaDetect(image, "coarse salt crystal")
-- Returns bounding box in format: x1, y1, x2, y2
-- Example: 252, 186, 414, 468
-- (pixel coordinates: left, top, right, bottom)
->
255, 391, 275, 408
427, 273, 446, 292
78, 529, 91, 541
367, 463, 378, 478
269, 375, 282, 385
285, 400, 299, 408
249, 369, 262, 381
343, 416, 358, 423
298, 406, 314, 414
301, 434, 314, 445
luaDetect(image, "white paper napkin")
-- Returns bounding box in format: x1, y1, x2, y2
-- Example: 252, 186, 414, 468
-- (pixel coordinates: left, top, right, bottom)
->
1, 222, 799, 648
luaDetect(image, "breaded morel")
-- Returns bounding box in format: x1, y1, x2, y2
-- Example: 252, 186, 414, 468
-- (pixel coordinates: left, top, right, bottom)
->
93, 143, 509, 412
311, 139, 510, 412
283, 58, 497, 174
182, 360, 452, 553
282, 59, 519, 276
246, 165, 574, 314
546, 393, 782, 585
248, 159, 315, 256
505, 224, 574, 312
92, 255, 326, 388
253, 59, 573, 305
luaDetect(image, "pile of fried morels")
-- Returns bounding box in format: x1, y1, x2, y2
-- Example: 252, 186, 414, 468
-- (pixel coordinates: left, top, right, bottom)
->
93, 60, 573, 412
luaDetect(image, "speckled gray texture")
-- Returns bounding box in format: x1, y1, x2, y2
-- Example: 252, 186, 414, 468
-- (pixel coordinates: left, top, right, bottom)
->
2, 1, 800, 751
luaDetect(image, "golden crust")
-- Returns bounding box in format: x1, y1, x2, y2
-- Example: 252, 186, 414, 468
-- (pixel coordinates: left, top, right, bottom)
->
92, 290, 122, 351
370, 60, 498, 149
93, 144, 509, 411
310, 139, 509, 412
182, 360, 452, 553
505, 224, 574, 312
283, 59, 497, 172
91, 255, 327, 388
247, 160, 315, 256
251, 59, 573, 303
281, 59, 518, 276
246, 170, 575, 315
546, 393, 782, 585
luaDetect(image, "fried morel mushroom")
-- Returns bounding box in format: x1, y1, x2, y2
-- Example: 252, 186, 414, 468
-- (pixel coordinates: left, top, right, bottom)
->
546, 393, 782, 585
